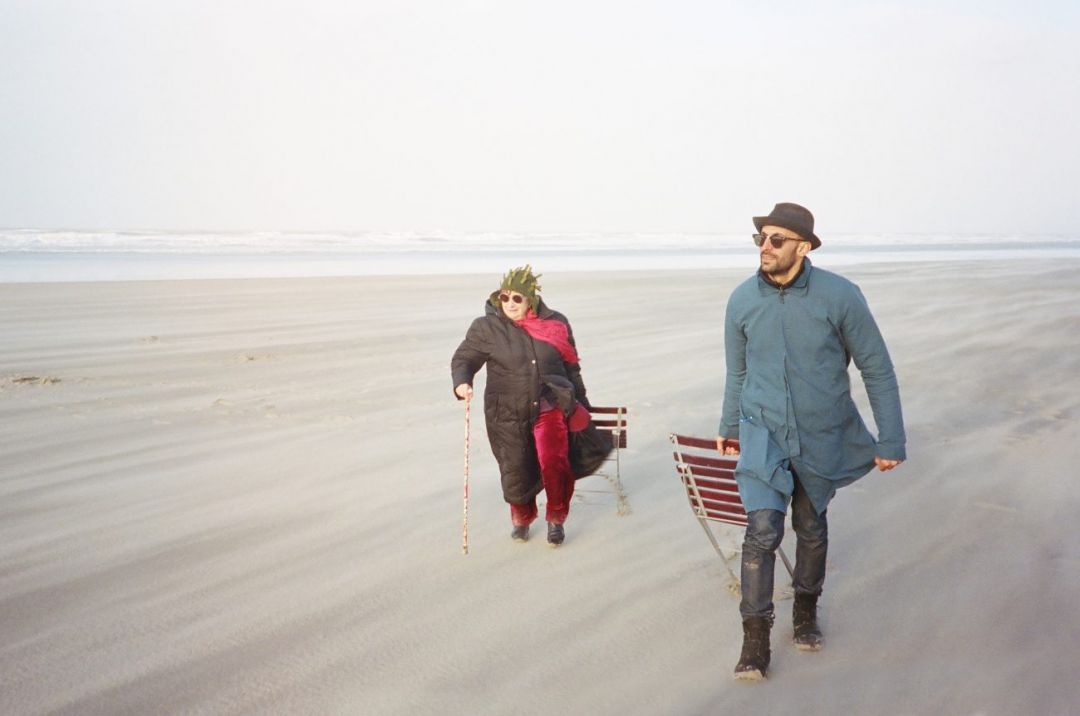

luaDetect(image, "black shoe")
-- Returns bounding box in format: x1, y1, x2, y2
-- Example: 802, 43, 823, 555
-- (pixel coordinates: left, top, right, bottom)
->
793, 593, 823, 651
511, 524, 529, 543
734, 616, 772, 681
546, 522, 565, 547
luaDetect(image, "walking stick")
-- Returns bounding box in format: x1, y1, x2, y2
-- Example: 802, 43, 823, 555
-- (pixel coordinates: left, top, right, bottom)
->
462, 394, 470, 555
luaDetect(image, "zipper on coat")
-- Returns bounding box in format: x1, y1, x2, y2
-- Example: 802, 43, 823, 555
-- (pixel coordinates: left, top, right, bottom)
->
525, 330, 542, 418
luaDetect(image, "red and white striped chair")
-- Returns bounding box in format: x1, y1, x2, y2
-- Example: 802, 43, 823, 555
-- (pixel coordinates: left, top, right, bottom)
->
575, 405, 631, 515
670, 433, 793, 585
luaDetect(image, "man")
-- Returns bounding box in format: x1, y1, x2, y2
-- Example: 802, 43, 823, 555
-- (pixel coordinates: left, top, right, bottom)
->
717, 202, 906, 681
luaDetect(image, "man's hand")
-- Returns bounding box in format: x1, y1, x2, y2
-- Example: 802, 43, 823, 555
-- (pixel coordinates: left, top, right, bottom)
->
717, 437, 740, 456
454, 383, 473, 400
874, 457, 902, 471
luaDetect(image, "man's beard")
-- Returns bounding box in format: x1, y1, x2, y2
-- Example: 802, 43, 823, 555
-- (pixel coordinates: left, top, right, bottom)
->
761, 252, 797, 278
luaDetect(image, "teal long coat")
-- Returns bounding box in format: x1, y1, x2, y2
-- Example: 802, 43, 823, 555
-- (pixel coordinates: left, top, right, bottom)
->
719, 260, 906, 513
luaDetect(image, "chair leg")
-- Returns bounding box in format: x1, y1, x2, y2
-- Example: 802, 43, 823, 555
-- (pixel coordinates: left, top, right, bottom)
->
719, 549, 741, 587
610, 470, 631, 517
697, 516, 726, 557
607, 434, 631, 515
698, 518, 741, 586
777, 545, 794, 577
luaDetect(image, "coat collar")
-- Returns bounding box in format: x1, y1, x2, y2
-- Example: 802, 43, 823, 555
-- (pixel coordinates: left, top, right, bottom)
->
757, 257, 813, 295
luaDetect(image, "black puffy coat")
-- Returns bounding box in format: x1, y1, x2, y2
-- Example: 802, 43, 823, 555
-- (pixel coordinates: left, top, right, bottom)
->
451, 297, 608, 504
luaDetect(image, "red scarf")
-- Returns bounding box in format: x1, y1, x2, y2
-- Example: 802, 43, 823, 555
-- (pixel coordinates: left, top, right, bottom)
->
515, 310, 579, 364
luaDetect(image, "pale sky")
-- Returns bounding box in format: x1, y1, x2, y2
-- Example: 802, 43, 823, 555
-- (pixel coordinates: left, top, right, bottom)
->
2, 0, 1078, 234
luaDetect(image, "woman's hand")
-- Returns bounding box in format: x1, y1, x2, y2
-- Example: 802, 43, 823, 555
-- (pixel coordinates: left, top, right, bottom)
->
455, 383, 473, 400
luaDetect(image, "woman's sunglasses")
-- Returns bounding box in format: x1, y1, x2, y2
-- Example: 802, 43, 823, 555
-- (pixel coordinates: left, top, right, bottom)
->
752, 233, 809, 249
499, 292, 525, 304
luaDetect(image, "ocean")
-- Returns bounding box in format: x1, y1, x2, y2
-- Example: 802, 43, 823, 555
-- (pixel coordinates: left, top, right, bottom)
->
2, 229, 1078, 282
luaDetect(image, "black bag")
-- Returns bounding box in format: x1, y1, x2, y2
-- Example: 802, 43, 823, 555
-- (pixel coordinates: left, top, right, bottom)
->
569, 420, 615, 479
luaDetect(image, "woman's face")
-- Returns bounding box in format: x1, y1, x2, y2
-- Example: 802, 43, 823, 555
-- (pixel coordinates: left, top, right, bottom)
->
498, 290, 529, 320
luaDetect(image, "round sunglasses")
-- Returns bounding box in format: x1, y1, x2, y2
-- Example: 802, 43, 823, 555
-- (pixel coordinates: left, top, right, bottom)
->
499, 292, 526, 304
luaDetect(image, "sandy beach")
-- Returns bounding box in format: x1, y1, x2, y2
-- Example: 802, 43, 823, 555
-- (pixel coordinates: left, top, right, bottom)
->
2, 260, 1079, 715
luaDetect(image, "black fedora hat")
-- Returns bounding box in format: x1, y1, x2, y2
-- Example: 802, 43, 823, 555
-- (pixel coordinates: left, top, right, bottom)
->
753, 202, 821, 250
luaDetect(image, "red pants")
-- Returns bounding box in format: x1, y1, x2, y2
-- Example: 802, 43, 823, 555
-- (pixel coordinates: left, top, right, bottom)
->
510, 408, 574, 526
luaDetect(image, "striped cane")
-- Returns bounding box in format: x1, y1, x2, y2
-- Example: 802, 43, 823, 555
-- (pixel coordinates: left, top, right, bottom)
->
462, 394, 470, 555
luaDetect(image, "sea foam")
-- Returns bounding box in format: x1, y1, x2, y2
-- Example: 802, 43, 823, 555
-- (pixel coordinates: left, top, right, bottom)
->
1, 230, 1077, 282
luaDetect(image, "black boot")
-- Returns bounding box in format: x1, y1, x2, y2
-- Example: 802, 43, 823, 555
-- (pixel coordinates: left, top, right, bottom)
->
511, 524, 529, 542
546, 522, 565, 547
792, 593, 823, 651
733, 616, 772, 681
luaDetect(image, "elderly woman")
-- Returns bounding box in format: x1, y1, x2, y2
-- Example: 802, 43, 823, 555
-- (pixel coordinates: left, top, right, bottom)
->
451, 265, 608, 547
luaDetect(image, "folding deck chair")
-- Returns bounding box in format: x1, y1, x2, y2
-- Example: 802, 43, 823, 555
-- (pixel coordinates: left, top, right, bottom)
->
574, 405, 631, 515
670, 433, 793, 585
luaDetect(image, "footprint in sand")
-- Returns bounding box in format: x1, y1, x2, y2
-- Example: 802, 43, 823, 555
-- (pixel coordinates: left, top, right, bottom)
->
236, 353, 275, 363
8, 376, 62, 386
211, 398, 280, 420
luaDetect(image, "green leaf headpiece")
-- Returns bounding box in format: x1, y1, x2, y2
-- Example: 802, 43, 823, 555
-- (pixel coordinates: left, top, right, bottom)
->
490, 264, 542, 313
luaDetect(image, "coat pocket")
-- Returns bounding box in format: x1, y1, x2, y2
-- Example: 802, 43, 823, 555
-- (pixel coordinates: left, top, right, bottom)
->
736, 417, 793, 495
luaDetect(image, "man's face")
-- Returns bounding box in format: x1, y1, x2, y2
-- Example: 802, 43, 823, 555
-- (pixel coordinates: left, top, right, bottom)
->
758, 224, 809, 278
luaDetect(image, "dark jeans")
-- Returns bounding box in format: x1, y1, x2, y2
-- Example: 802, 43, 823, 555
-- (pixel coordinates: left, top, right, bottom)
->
740, 475, 828, 620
